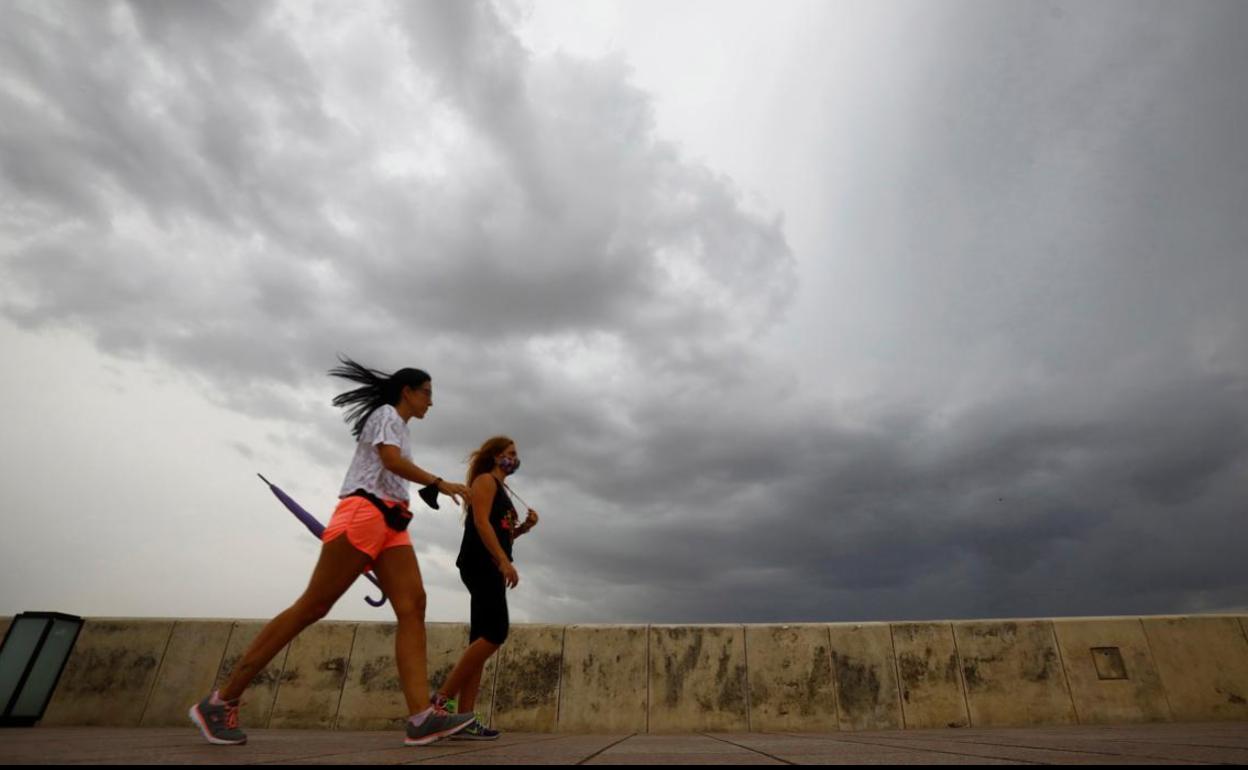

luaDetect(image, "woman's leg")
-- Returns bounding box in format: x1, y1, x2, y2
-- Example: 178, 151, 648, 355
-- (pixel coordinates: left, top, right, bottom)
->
372, 546, 430, 715
439, 637, 499, 711
219, 535, 372, 701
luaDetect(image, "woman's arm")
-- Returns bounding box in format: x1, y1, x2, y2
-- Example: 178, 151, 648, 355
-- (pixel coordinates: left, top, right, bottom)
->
377, 444, 470, 504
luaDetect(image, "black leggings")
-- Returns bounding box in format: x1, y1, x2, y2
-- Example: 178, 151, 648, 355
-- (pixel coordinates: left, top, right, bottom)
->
460, 567, 509, 646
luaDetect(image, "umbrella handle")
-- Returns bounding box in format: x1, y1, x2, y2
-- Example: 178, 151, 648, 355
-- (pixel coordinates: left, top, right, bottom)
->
363, 570, 389, 607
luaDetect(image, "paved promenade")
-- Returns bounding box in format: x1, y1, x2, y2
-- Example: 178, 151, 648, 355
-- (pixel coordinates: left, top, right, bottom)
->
2, 723, 1247, 764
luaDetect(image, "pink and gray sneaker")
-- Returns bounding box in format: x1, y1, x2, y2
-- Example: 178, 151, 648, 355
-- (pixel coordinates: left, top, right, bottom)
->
404, 706, 474, 746
189, 691, 247, 745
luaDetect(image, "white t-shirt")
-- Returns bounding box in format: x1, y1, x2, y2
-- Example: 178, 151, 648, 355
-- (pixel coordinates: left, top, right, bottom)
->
338, 405, 411, 503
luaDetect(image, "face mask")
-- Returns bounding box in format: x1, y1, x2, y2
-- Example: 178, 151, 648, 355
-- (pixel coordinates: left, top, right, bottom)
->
497, 456, 521, 475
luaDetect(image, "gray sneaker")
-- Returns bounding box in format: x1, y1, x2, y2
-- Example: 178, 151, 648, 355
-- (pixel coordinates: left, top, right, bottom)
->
404, 707, 474, 746
189, 691, 247, 745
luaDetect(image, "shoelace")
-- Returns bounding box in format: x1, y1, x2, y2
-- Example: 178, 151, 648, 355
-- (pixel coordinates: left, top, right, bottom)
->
224, 702, 240, 730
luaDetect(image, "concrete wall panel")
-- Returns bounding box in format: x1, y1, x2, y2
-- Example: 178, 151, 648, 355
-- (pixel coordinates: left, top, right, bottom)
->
559, 625, 649, 733
41, 619, 174, 726
268, 621, 357, 729
492, 624, 564, 732
425, 622, 472, 702
954, 620, 1076, 727
828, 623, 903, 731
1053, 618, 1170, 724
332, 622, 481, 731
1143, 616, 1248, 722
140, 620, 232, 727
649, 625, 748, 733
29, 614, 1248, 731
335, 621, 404, 731
213, 621, 291, 729
891, 622, 969, 729
746, 624, 838, 732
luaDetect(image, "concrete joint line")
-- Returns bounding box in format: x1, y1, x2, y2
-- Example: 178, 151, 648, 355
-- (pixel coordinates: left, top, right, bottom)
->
887, 623, 906, 730
741, 623, 751, 733
334, 623, 362, 730
575, 732, 636, 765
825, 624, 842, 731
949, 621, 973, 728
934, 735, 1217, 764
555, 625, 567, 731
701, 731, 798, 766
487, 632, 502, 727
1049, 620, 1081, 725
1139, 617, 1177, 722
138, 621, 177, 726
644, 625, 651, 734
783, 732, 1048, 765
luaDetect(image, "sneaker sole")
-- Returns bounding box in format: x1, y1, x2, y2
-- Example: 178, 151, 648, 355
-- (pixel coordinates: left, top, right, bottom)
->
450, 732, 500, 741
188, 704, 247, 746
404, 717, 474, 746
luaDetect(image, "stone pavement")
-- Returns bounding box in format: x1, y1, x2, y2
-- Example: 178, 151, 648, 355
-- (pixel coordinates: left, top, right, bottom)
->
1, 723, 1247, 764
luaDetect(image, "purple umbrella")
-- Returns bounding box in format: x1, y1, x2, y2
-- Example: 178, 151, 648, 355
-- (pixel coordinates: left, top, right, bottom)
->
257, 474, 388, 607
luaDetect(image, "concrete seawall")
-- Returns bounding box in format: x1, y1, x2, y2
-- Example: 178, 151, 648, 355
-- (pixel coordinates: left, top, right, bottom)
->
10, 614, 1248, 732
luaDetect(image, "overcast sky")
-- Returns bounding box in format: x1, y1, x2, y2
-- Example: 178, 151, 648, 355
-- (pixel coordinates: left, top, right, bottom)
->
1, 0, 1245, 626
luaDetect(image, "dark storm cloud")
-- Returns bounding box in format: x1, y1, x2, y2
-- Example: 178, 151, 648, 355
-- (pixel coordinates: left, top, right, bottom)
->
1, 0, 1244, 623
1, 0, 793, 382
515, 368, 1247, 623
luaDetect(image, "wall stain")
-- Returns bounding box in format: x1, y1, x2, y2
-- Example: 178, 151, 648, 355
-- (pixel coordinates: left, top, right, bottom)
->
319, 657, 347, 674
716, 663, 747, 712
1024, 648, 1058, 683
662, 629, 704, 707
945, 653, 960, 683
64, 649, 158, 694
218, 653, 281, 687
898, 653, 927, 688
495, 647, 560, 713
359, 657, 401, 693
428, 663, 454, 692
963, 661, 983, 690
834, 653, 881, 713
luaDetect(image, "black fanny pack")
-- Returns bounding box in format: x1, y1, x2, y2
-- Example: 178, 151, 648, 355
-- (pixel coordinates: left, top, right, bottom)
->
346, 488, 413, 532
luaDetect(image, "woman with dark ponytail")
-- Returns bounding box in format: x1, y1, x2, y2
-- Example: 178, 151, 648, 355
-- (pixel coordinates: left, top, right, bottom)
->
190, 357, 475, 747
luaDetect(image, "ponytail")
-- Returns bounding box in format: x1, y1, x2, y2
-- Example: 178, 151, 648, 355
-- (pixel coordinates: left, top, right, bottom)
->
329, 355, 430, 439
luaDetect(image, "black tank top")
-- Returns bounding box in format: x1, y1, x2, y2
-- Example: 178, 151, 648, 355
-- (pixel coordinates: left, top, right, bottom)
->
456, 476, 518, 573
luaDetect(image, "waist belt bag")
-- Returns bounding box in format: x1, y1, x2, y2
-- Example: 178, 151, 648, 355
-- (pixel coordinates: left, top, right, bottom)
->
347, 488, 413, 532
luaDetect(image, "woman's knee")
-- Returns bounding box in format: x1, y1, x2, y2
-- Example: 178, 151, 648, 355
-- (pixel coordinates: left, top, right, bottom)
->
392, 587, 427, 620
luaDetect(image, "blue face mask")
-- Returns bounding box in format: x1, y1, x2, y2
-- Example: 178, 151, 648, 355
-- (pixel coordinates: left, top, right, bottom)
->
497, 456, 521, 475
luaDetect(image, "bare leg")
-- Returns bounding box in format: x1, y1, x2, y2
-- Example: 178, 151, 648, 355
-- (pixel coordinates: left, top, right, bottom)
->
458, 660, 485, 714
372, 546, 429, 715
219, 535, 371, 701
438, 637, 499, 713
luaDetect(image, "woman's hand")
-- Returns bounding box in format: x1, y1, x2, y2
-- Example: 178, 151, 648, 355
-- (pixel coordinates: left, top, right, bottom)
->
438, 479, 470, 506
500, 560, 519, 589
522, 509, 539, 532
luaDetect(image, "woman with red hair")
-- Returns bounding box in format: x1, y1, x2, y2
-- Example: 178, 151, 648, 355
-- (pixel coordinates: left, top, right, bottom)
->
432, 435, 539, 740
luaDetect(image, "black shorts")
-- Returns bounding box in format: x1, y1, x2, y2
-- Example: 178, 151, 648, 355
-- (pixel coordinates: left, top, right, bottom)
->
460, 566, 509, 646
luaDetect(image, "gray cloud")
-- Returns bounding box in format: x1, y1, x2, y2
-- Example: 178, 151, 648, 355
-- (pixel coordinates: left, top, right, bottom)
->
1, 0, 1244, 624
